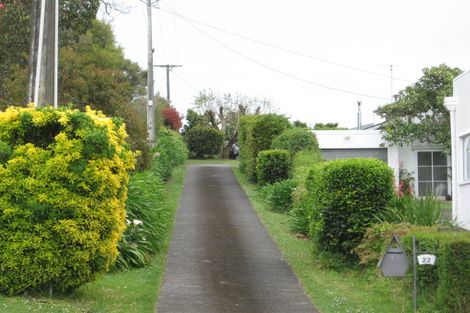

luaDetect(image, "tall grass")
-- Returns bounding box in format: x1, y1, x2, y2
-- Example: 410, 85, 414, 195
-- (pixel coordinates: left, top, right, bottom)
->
377, 194, 445, 226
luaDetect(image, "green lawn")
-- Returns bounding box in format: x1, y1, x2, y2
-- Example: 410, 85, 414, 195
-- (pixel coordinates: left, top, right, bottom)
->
0, 165, 186, 313
230, 163, 413, 313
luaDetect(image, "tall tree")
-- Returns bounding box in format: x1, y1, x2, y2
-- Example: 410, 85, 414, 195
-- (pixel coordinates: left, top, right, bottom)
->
375, 64, 462, 151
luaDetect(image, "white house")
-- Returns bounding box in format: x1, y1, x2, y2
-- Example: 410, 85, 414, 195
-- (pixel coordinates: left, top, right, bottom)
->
445, 71, 470, 230
313, 129, 451, 198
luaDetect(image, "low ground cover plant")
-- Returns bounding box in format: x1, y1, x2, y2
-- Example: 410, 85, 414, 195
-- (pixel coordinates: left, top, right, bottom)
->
0, 106, 136, 295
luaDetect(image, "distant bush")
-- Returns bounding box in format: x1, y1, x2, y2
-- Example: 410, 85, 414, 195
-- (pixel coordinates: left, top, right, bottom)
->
271, 127, 319, 155
256, 149, 291, 185
239, 114, 290, 181
308, 158, 394, 256
0, 106, 136, 294
186, 126, 223, 159
262, 179, 297, 213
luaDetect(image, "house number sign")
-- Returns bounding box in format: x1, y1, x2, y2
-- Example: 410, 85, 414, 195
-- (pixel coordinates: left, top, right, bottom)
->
417, 254, 436, 265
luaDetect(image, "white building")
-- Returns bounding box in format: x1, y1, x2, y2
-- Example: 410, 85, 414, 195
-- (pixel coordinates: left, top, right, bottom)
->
313, 129, 451, 198
445, 71, 470, 230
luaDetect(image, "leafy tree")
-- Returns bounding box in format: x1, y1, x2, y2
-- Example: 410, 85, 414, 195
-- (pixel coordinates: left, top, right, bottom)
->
375, 64, 462, 151
292, 120, 308, 128
313, 122, 346, 130
190, 89, 276, 158
161, 106, 183, 130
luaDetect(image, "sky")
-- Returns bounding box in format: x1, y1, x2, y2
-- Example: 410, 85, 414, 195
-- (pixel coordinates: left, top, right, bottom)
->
105, 0, 470, 128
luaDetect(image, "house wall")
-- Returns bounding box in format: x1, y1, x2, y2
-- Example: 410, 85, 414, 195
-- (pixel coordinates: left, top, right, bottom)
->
446, 71, 470, 230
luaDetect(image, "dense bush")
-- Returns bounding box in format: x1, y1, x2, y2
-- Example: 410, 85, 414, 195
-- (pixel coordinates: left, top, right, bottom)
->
262, 179, 297, 212
0, 106, 136, 294
271, 127, 319, 155
153, 127, 188, 181
256, 149, 291, 185
186, 126, 223, 159
356, 223, 470, 313
117, 127, 187, 269
308, 158, 394, 256
239, 114, 290, 181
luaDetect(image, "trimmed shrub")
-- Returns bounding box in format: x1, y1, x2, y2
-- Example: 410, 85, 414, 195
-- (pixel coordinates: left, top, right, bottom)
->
262, 179, 297, 212
271, 127, 319, 155
356, 224, 470, 313
152, 127, 188, 181
186, 126, 223, 159
0, 106, 136, 294
308, 158, 394, 256
239, 114, 290, 181
256, 149, 291, 185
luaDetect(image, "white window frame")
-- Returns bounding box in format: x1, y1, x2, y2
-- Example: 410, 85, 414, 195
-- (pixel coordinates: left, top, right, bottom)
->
464, 135, 470, 182
416, 150, 448, 196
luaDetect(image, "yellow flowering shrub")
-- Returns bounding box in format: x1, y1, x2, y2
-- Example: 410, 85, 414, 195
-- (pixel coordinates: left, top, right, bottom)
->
0, 106, 136, 294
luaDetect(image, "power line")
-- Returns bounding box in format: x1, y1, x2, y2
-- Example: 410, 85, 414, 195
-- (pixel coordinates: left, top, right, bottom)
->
172, 71, 199, 92
162, 9, 390, 100
158, 2, 413, 83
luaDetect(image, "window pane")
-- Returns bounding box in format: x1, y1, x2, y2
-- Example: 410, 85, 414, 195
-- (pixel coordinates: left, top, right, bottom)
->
433, 166, 447, 181
418, 166, 432, 181
433, 151, 447, 166
466, 138, 470, 180
418, 152, 432, 166
434, 182, 448, 196
418, 182, 432, 196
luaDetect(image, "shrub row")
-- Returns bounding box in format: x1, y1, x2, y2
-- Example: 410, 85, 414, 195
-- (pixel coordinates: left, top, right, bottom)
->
116, 127, 188, 270
0, 106, 136, 295
186, 126, 223, 159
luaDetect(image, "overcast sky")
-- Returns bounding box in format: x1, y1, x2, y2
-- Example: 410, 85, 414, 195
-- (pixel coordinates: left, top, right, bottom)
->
106, 0, 470, 128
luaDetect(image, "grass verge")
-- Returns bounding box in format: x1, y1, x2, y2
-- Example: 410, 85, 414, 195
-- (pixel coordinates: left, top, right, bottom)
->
231, 165, 413, 313
0, 165, 186, 313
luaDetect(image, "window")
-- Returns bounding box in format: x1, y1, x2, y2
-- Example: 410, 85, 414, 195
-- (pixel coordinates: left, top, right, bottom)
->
417, 151, 448, 196
465, 136, 470, 181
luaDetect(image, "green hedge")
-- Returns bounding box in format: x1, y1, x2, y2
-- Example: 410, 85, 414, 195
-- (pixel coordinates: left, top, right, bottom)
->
271, 127, 319, 155
152, 127, 188, 181
256, 149, 291, 185
357, 224, 470, 313
239, 114, 290, 181
186, 126, 223, 159
308, 158, 394, 256
0, 106, 136, 294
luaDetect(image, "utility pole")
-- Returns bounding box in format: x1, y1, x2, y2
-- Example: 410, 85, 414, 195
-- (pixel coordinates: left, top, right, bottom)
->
28, 0, 59, 108
154, 64, 182, 102
147, 0, 156, 144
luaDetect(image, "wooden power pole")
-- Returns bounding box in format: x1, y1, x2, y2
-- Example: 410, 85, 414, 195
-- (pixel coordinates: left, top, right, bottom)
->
154, 64, 182, 102
28, 0, 59, 108
147, 0, 156, 144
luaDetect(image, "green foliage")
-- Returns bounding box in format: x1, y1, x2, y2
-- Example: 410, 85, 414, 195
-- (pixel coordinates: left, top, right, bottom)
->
262, 179, 297, 213
186, 126, 223, 159
0, 106, 136, 295
271, 127, 319, 155
256, 150, 291, 185
308, 158, 394, 256
356, 224, 470, 312
115, 171, 167, 270
152, 127, 188, 181
376, 194, 445, 226
376, 64, 462, 151
239, 114, 291, 181
313, 122, 347, 130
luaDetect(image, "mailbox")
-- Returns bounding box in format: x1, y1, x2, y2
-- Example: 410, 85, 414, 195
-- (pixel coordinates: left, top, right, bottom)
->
378, 235, 410, 277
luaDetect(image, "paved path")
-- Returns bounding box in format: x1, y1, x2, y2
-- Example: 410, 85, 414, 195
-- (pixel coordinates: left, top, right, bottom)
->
156, 164, 319, 313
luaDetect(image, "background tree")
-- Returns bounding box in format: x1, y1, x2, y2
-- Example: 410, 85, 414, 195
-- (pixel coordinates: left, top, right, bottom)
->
313, 122, 346, 130
161, 106, 183, 131
189, 89, 276, 158
375, 64, 462, 151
